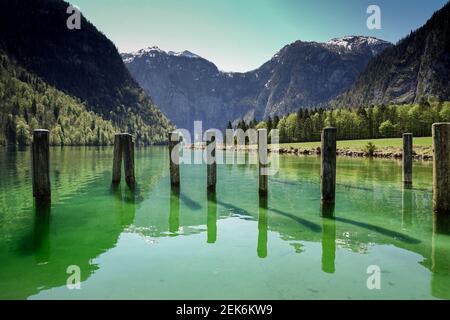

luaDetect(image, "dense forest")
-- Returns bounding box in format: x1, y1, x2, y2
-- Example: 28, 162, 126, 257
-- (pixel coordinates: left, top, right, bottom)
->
232, 100, 450, 143
0, 0, 173, 145
0, 52, 118, 146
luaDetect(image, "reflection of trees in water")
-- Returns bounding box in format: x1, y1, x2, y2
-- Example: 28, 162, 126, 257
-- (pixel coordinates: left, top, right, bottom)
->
0, 147, 170, 300
0, 147, 113, 228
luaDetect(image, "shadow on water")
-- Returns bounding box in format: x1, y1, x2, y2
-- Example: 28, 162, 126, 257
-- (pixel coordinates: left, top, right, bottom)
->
207, 192, 217, 244
334, 216, 420, 244
268, 207, 322, 233
180, 193, 202, 211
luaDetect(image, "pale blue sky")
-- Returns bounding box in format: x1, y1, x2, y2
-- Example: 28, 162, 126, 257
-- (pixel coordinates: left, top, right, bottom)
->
72, 0, 448, 72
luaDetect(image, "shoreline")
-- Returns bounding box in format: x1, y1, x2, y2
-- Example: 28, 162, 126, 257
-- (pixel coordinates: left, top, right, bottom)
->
189, 144, 434, 161
273, 146, 433, 161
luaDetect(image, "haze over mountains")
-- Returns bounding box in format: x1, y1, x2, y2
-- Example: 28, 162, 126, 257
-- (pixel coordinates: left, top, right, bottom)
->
123, 36, 392, 132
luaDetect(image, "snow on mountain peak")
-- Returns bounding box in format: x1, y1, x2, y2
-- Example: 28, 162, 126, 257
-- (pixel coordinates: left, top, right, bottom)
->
326, 36, 391, 55
123, 47, 201, 62
167, 50, 201, 59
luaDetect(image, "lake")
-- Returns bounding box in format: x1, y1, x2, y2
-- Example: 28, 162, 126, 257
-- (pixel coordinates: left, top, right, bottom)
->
0, 146, 449, 300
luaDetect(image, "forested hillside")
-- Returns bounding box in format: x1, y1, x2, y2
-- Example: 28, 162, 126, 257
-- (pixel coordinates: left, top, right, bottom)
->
0, 0, 173, 145
0, 52, 117, 146
250, 100, 450, 143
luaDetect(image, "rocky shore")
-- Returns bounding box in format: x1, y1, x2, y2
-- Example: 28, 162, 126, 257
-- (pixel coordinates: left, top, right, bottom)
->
272, 146, 433, 161
188, 144, 434, 161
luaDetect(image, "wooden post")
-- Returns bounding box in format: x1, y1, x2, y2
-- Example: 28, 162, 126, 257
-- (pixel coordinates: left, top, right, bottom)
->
403, 133, 413, 187
258, 129, 268, 197
321, 127, 337, 207
169, 131, 180, 188
32, 129, 51, 203
112, 133, 135, 189
206, 131, 217, 192
112, 134, 123, 185
433, 123, 450, 215
122, 134, 135, 189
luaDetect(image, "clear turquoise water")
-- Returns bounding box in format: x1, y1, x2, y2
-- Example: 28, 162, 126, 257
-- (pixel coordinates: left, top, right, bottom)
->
0, 146, 449, 300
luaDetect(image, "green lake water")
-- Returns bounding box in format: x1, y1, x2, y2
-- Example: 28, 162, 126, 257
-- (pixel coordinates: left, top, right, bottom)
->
0, 146, 449, 300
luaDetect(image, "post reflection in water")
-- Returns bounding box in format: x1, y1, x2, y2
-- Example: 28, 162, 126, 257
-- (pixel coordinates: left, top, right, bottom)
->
431, 214, 450, 300
207, 192, 217, 244
169, 188, 180, 234
257, 197, 268, 259
112, 186, 136, 227
402, 186, 413, 229
33, 202, 51, 263
321, 216, 336, 274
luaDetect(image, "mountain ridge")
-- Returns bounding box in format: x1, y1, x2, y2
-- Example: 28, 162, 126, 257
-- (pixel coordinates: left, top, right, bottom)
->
0, 0, 173, 144
331, 1, 450, 107
123, 36, 391, 131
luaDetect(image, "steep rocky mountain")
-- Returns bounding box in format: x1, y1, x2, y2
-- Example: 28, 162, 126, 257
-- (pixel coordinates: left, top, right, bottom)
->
123, 36, 391, 131
333, 1, 450, 107
0, 0, 172, 144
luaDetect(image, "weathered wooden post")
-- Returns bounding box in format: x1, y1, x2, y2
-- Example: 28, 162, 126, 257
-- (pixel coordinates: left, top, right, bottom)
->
258, 128, 268, 197
206, 131, 217, 192
321, 127, 337, 210
403, 133, 413, 187
112, 133, 135, 189
169, 131, 180, 189
122, 134, 135, 189
433, 123, 450, 215
32, 129, 51, 203
112, 134, 123, 185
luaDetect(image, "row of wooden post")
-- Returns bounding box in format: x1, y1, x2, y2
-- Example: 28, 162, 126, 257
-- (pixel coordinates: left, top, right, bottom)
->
31, 123, 450, 216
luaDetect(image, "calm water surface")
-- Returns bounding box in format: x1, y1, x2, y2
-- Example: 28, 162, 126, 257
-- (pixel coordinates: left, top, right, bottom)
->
0, 146, 449, 300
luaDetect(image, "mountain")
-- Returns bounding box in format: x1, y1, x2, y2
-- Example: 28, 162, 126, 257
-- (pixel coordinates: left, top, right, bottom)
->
123, 36, 391, 132
332, 1, 450, 107
0, 50, 118, 146
0, 0, 173, 144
